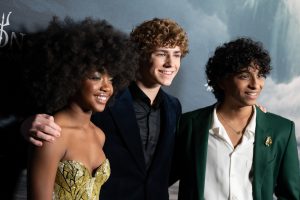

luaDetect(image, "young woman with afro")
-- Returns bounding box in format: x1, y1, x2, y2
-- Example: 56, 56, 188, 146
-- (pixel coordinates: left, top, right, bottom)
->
24, 17, 138, 200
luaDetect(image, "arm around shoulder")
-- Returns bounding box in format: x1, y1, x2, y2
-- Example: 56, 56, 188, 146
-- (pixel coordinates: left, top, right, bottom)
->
21, 114, 62, 147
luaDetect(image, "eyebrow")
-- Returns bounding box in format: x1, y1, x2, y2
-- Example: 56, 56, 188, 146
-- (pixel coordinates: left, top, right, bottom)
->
154, 49, 182, 54
237, 70, 250, 73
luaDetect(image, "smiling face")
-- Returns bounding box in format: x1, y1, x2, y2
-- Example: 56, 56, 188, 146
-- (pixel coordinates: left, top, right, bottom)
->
77, 70, 113, 112
221, 65, 265, 108
138, 46, 182, 88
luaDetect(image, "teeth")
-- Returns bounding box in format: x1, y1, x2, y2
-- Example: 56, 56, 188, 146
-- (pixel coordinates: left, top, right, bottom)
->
160, 70, 173, 75
97, 95, 108, 102
247, 92, 257, 96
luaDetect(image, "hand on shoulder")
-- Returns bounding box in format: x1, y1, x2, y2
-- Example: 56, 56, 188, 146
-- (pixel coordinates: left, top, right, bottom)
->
21, 114, 62, 146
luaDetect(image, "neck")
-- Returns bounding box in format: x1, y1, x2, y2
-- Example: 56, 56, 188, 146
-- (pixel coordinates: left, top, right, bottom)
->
135, 80, 161, 105
217, 103, 253, 120
217, 103, 254, 146
55, 102, 93, 127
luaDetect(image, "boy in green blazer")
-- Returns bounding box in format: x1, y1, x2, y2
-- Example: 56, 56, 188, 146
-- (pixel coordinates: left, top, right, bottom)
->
173, 37, 300, 200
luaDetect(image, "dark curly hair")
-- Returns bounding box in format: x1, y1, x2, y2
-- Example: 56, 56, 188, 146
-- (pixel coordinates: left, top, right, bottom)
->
24, 17, 138, 114
205, 37, 272, 102
130, 18, 189, 66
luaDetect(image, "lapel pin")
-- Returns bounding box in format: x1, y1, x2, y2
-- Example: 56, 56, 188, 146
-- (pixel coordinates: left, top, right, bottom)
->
265, 136, 272, 147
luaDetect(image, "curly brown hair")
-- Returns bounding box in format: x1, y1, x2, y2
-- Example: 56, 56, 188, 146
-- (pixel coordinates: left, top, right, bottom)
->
23, 17, 138, 114
130, 18, 189, 61
206, 37, 272, 102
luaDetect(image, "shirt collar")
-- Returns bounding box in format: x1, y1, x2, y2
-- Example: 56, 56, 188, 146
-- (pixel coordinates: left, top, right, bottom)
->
244, 106, 256, 138
129, 82, 163, 109
211, 105, 256, 139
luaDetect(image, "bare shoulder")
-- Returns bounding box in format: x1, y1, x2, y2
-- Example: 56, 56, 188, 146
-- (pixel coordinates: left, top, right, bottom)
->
92, 122, 106, 146
31, 120, 68, 162
49, 113, 75, 149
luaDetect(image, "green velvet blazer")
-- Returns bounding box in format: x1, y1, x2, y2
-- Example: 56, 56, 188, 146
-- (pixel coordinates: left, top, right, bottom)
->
173, 105, 300, 200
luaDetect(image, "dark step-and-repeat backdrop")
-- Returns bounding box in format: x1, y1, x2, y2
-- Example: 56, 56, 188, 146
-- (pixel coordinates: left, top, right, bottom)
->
1, 1, 299, 199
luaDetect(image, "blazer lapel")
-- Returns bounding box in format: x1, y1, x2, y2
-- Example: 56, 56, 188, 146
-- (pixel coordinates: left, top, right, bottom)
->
149, 92, 177, 169
252, 107, 275, 196
109, 89, 146, 172
193, 106, 213, 199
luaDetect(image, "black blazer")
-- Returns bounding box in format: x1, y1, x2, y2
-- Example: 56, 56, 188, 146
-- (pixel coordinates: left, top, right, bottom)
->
92, 88, 181, 200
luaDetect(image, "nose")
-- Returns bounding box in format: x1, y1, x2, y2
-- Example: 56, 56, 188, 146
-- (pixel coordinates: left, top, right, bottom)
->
164, 55, 174, 68
249, 76, 261, 89
100, 76, 113, 93
249, 77, 257, 89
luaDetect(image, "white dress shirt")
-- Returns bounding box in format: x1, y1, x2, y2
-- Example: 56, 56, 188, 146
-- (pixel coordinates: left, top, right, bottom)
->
204, 106, 256, 200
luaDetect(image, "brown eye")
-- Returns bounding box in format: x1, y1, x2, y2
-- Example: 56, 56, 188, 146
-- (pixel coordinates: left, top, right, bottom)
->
89, 76, 101, 80
258, 73, 266, 79
87, 72, 102, 80
157, 53, 166, 57
238, 73, 250, 79
174, 53, 181, 58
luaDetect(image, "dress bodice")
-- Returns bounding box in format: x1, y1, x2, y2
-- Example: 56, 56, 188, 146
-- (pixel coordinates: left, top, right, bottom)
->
53, 159, 110, 200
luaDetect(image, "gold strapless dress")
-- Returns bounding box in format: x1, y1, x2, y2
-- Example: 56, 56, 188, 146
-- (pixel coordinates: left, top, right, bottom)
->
53, 159, 110, 200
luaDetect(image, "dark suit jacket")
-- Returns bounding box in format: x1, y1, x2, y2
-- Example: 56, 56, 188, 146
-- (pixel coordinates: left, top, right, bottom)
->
173, 104, 300, 200
92, 88, 181, 200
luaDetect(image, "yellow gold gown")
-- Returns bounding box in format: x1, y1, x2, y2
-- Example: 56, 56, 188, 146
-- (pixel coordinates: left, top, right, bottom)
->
53, 159, 110, 200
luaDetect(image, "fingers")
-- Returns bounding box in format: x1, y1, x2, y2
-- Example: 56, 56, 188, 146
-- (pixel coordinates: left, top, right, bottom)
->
256, 104, 267, 113
31, 129, 56, 142
31, 114, 61, 137
21, 113, 62, 145
29, 136, 43, 147
42, 114, 62, 133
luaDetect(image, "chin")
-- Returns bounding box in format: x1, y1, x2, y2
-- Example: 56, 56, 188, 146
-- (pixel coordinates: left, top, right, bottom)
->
160, 80, 173, 86
93, 106, 106, 112
242, 102, 256, 107
248, 100, 257, 105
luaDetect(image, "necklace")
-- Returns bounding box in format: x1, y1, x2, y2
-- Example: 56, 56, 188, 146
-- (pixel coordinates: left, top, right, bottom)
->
217, 112, 243, 135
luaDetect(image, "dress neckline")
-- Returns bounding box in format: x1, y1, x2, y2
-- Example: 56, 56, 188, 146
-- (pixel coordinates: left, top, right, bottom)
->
59, 158, 109, 178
